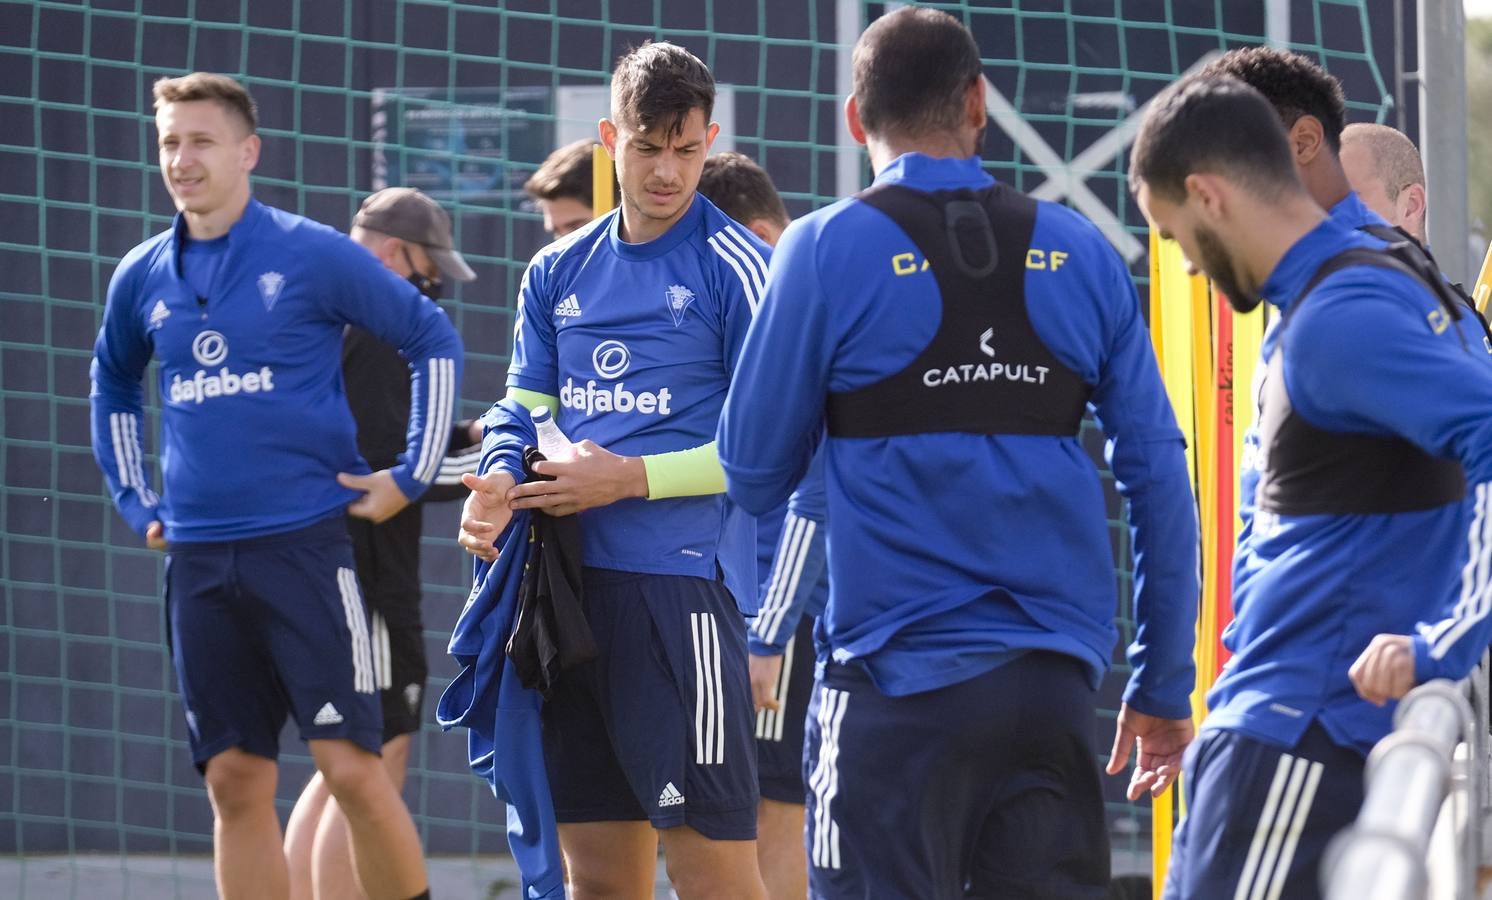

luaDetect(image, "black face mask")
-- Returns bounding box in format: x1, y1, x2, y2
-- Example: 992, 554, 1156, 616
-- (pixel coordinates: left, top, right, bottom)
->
407, 271, 442, 300
402, 247, 443, 300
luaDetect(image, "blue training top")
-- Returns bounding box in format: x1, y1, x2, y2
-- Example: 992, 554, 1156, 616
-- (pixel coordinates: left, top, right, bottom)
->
90, 198, 463, 543
1236, 191, 1392, 548
487, 193, 768, 613
1209, 213, 1492, 756
750, 448, 829, 657
719, 153, 1199, 715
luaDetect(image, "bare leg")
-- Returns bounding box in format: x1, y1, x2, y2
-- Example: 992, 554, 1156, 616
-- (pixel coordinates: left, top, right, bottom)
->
556, 820, 658, 900
204, 747, 289, 900
755, 798, 808, 900
285, 772, 333, 900
308, 738, 426, 900
310, 735, 413, 900
659, 823, 768, 900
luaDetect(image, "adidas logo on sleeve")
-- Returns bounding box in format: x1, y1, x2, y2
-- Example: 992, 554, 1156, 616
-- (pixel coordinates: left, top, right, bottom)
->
555, 293, 583, 318
313, 702, 344, 726
658, 782, 686, 807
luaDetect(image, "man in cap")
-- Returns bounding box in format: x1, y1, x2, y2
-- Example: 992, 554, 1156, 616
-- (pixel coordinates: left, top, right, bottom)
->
284, 186, 482, 900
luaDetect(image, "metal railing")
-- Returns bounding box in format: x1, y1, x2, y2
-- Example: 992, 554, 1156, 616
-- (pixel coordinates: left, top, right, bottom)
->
1323, 656, 1490, 900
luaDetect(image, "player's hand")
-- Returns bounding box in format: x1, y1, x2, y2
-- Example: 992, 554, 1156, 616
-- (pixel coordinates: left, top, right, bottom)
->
339, 469, 411, 524
145, 520, 168, 551
459, 470, 517, 561
1106, 704, 1194, 801
1350, 634, 1416, 706
749, 653, 785, 712
506, 440, 648, 517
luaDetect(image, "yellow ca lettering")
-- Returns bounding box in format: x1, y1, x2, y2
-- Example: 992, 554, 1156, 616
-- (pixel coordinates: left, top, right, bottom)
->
1428, 308, 1450, 335
1026, 249, 1045, 270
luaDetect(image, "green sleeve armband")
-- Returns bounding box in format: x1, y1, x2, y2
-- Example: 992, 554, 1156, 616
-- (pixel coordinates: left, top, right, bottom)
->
642, 441, 726, 499
506, 387, 560, 415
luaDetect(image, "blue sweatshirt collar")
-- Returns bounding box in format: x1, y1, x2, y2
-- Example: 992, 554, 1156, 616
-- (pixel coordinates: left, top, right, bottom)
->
608, 192, 707, 260
1259, 215, 1370, 315
1329, 191, 1390, 231
873, 153, 994, 191
170, 196, 266, 275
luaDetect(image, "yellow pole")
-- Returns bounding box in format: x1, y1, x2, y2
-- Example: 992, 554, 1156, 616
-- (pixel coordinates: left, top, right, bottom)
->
1148, 229, 1212, 898
592, 144, 615, 216
1473, 240, 1492, 316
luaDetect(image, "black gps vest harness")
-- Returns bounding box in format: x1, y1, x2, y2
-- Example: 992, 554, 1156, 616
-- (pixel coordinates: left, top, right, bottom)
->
824, 183, 1091, 439
1255, 239, 1469, 516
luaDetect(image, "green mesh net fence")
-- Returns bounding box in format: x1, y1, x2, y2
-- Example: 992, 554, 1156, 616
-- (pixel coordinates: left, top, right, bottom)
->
0, 0, 1405, 894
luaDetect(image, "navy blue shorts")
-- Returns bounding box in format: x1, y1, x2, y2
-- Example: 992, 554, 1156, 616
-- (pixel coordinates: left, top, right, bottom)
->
805, 651, 1109, 900
1162, 723, 1365, 900
165, 516, 383, 768
755, 615, 816, 804
347, 508, 428, 742
541, 567, 758, 840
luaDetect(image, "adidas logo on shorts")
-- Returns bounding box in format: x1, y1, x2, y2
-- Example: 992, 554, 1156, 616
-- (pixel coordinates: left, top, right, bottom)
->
313, 702, 344, 726
658, 782, 685, 808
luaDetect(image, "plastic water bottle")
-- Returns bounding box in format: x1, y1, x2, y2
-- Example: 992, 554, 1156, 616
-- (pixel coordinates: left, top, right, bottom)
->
530, 406, 575, 461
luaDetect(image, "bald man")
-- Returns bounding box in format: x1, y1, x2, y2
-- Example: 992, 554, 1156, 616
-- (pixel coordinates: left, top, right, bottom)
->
1340, 122, 1427, 243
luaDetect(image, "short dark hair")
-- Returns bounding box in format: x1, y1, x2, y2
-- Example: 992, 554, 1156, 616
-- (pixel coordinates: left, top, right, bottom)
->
1199, 47, 1347, 152
610, 41, 715, 136
853, 7, 982, 139
153, 72, 258, 134
1130, 75, 1300, 203
697, 152, 789, 228
525, 139, 598, 203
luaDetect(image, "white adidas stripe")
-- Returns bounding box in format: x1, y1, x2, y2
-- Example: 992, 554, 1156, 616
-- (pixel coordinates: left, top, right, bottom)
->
429, 356, 457, 482
809, 687, 848, 870
708, 231, 762, 314
413, 357, 455, 484
769, 513, 817, 647
371, 610, 392, 691
771, 635, 795, 742
436, 446, 482, 485
758, 514, 817, 645
716, 225, 768, 298
690, 612, 726, 765
1427, 481, 1488, 647
336, 567, 375, 694
1247, 756, 1311, 900
1233, 755, 1292, 900
1232, 753, 1324, 900
1262, 759, 1323, 900
109, 412, 158, 508
1431, 483, 1492, 658
754, 634, 797, 742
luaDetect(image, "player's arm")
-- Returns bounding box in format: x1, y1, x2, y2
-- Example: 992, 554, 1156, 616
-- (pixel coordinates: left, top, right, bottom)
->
719, 218, 832, 515
1043, 229, 1197, 799
1288, 274, 1492, 698
750, 448, 828, 654
747, 451, 827, 711
458, 255, 559, 559
89, 257, 164, 547
421, 418, 484, 503
631, 229, 772, 501
326, 239, 464, 518
1050, 231, 1198, 722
